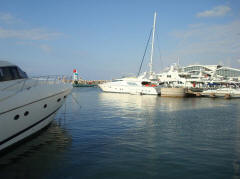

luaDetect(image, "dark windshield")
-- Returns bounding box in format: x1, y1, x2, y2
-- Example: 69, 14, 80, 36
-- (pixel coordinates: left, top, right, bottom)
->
0, 66, 28, 82
142, 81, 151, 85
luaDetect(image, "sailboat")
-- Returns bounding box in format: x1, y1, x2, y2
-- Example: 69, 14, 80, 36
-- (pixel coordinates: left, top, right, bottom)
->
98, 12, 162, 95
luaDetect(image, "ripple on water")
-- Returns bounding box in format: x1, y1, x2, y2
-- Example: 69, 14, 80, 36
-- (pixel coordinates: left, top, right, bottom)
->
1, 88, 240, 179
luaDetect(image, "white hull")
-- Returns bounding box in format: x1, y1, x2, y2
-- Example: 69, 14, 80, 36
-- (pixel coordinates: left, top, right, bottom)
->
202, 88, 240, 98
99, 83, 160, 95
0, 82, 72, 152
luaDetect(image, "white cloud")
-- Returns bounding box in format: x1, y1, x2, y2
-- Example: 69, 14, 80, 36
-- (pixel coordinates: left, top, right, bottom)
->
40, 44, 52, 52
15, 41, 33, 45
169, 20, 240, 66
0, 12, 22, 24
197, 5, 231, 17
0, 27, 62, 40
0, 12, 62, 41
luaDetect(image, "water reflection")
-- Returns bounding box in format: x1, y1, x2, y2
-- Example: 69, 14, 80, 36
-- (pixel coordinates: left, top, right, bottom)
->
234, 109, 240, 177
99, 92, 158, 110
98, 92, 229, 112
0, 120, 71, 178
1, 88, 240, 179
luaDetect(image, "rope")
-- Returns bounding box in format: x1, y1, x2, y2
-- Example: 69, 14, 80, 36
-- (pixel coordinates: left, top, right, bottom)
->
156, 30, 163, 71
137, 28, 152, 77
71, 93, 82, 109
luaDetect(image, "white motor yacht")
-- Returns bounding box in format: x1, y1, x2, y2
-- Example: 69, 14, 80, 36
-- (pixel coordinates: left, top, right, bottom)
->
99, 74, 161, 95
0, 61, 72, 152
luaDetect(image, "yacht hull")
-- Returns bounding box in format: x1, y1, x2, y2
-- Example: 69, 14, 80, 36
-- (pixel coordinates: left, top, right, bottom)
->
0, 86, 72, 152
99, 83, 160, 95
202, 89, 240, 98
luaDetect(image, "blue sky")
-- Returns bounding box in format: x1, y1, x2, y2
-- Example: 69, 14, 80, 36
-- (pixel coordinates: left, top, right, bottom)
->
0, 0, 239, 79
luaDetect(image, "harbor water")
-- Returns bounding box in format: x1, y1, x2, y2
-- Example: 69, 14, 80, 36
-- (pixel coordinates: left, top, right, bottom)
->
1, 87, 240, 179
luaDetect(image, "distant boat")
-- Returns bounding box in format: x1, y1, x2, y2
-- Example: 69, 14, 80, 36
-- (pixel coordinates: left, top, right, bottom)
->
0, 61, 72, 152
202, 86, 240, 98
99, 12, 162, 95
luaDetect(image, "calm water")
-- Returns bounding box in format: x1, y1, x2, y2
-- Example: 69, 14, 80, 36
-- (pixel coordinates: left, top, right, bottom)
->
1, 87, 240, 179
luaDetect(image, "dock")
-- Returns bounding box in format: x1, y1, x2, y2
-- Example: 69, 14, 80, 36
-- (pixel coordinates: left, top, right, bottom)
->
186, 89, 235, 99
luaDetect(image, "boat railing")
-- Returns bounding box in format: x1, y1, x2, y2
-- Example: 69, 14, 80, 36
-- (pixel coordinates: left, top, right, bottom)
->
31, 75, 71, 87
1, 75, 71, 91
0, 75, 71, 101
1, 79, 26, 91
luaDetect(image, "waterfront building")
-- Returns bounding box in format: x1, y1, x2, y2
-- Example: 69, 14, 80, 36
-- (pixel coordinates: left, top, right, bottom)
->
215, 67, 240, 80
183, 65, 240, 81
157, 63, 240, 88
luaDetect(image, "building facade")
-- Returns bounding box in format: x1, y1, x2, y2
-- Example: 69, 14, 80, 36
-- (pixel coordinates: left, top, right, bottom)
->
183, 65, 240, 80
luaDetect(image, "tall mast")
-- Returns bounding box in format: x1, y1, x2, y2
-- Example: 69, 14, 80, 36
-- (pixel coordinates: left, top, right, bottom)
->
149, 12, 156, 75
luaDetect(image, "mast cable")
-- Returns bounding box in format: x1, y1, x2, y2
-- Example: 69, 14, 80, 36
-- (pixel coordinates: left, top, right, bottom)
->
137, 28, 152, 77
156, 30, 163, 71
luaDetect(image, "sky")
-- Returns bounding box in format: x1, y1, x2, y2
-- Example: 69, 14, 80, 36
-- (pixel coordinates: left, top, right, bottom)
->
0, 0, 239, 80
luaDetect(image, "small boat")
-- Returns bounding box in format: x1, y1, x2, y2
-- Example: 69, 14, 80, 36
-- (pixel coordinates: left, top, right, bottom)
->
0, 61, 72, 152
202, 86, 240, 98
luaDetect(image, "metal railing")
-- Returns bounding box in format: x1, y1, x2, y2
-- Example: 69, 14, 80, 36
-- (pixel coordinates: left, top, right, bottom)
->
31, 75, 72, 87
0, 75, 72, 102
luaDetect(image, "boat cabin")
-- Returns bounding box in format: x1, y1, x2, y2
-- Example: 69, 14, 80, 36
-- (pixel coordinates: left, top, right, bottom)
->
0, 61, 28, 82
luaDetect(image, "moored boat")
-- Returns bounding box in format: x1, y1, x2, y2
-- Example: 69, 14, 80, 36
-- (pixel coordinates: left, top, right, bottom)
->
0, 61, 72, 152
98, 76, 161, 95
202, 86, 240, 98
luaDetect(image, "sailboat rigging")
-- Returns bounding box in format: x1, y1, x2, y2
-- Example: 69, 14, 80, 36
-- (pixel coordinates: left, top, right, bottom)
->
98, 12, 162, 95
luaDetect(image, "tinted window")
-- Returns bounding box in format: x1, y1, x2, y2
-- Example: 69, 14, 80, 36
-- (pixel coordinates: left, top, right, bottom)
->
11, 67, 20, 79
142, 81, 151, 85
0, 67, 13, 81
17, 67, 28, 78
0, 66, 27, 82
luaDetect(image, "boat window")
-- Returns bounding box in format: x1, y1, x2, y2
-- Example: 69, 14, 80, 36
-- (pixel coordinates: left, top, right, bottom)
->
17, 67, 28, 78
0, 67, 14, 81
11, 67, 20, 79
127, 82, 137, 86
142, 81, 151, 85
0, 68, 3, 77
0, 66, 27, 82
112, 80, 123, 82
